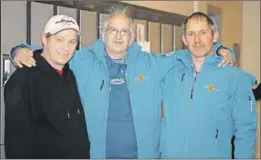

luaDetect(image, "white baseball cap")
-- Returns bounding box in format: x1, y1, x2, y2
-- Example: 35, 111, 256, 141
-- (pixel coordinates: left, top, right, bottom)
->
44, 15, 80, 35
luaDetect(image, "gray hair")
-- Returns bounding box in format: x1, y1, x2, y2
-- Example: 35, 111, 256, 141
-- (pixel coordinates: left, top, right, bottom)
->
101, 6, 136, 41
181, 12, 218, 35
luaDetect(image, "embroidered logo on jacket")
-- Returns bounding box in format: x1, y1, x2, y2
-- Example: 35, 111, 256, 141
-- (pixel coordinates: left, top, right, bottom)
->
135, 74, 147, 81
138, 74, 144, 81
110, 78, 125, 85
204, 84, 220, 92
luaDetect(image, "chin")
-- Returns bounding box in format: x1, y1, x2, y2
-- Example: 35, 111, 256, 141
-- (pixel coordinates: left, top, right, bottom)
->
57, 59, 69, 65
112, 49, 123, 54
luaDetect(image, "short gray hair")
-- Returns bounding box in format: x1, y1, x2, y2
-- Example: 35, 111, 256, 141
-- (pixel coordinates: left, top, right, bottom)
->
181, 12, 218, 35
101, 6, 136, 41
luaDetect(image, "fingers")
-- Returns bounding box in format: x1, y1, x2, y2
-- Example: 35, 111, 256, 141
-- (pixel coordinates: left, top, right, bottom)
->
218, 59, 225, 67
14, 48, 35, 67
27, 50, 33, 57
26, 56, 36, 66
219, 58, 235, 67
229, 60, 234, 66
15, 60, 23, 68
21, 57, 36, 67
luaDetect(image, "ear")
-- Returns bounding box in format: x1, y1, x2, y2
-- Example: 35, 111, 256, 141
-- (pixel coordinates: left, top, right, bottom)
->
213, 30, 219, 43
101, 33, 106, 43
182, 35, 188, 46
128, 35, 135, 46
42, 33, 48, 46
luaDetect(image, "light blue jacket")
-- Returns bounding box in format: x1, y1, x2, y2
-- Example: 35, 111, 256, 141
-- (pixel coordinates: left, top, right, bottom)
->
161, 50, 257, 159
68, 39, 184, 158
10, 39, 226, 158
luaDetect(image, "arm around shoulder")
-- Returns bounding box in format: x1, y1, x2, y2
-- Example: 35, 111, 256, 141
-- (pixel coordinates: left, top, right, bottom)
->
9, 42, 41, 60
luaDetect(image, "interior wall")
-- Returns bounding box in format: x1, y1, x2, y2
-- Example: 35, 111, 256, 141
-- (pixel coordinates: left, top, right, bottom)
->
241, 1, 260, 80
123, 1, 194, 16
206, 1, 242, 49
241, 2, 260, 158
123, 1, 243, 49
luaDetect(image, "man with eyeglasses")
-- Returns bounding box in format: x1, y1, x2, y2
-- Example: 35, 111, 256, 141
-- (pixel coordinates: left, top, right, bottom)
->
8, 7, 234, 159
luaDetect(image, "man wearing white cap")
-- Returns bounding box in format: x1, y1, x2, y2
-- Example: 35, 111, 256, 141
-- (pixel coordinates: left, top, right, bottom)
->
4, 15, 90, 158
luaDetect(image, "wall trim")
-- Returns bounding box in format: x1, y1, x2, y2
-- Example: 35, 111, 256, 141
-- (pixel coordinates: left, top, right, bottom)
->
34, 1, 186, 26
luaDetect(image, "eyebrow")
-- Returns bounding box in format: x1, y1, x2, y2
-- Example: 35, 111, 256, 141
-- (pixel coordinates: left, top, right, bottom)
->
108, 25, 129, 30
187, 29, 209, 32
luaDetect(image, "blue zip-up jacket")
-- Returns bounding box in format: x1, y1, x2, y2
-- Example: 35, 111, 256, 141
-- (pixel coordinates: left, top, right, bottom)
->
9, 39, 227, 158
161, 50, 257, 159
68, 39, 180, 158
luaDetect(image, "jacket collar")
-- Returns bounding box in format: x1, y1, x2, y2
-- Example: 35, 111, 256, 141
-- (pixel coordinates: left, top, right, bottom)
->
176, 49, 222, 69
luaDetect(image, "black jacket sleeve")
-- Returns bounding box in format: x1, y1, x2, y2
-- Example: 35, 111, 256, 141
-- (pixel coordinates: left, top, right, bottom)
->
253, 83, 261, 101
4, 68, 36, 158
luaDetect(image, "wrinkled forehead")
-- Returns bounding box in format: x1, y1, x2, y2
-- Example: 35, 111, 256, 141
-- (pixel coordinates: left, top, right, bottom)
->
108, 14, 131, 29
186, 17, 210, 30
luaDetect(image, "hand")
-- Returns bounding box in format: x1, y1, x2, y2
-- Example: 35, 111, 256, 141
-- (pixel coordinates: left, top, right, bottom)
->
218, 48, 235, 67
13, 47, 36, 68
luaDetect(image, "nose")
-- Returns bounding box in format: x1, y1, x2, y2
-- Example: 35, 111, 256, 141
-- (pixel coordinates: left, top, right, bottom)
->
195, 34, 200, 43
62, 41, 69, 51
115, 30, 123, 39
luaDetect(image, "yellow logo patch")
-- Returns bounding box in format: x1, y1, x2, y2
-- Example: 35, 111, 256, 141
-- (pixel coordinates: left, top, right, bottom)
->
138, 74, 144, 81
208, 84, 215, 91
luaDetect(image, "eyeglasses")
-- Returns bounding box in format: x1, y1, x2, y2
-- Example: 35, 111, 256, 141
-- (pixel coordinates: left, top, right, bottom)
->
106, 27, 131, 36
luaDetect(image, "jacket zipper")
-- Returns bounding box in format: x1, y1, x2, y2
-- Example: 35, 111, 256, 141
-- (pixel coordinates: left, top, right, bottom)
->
215, 129, 219, 138
249, 95, 253, 111
125, 58, 140, 157
190, 87, 194, 99
190, 76, 197, 99
215, 128, 219, 158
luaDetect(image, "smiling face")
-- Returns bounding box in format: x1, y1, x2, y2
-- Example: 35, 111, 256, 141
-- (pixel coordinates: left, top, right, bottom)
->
42, 29, 78, 70
182, 17, 219, 59
102, 14, 133, 58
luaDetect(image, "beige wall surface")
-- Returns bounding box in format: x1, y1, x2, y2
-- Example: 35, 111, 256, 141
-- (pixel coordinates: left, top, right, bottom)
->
162, 24, 173, 53
123, 1, 193, 16
241, 1, 260, 80
241, 2, 260, 158
124, 1, 243, 49
148, 21, 161, 53
206, 1, 242, 49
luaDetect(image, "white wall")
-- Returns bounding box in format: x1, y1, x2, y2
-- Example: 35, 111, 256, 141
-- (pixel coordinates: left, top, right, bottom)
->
241, 1, 260, 158
1, 1, 27, 158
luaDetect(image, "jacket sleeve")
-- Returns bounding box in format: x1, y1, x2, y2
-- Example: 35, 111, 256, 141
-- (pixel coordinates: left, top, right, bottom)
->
232, 72, 257, 159
68, 48, 87, 74
155, 43, 236, 81
4, 68, 36, 158
213, 43, 236, 61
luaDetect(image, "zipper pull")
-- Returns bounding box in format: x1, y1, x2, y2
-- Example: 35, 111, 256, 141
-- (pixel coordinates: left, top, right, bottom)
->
191, 87, 194, 99
100, 80, 104, 91
249, 95, 253, 112
215, 129, 219, 139
67, 113, 70, 119
181, 73, 185, 83
77, 109, 80, 114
